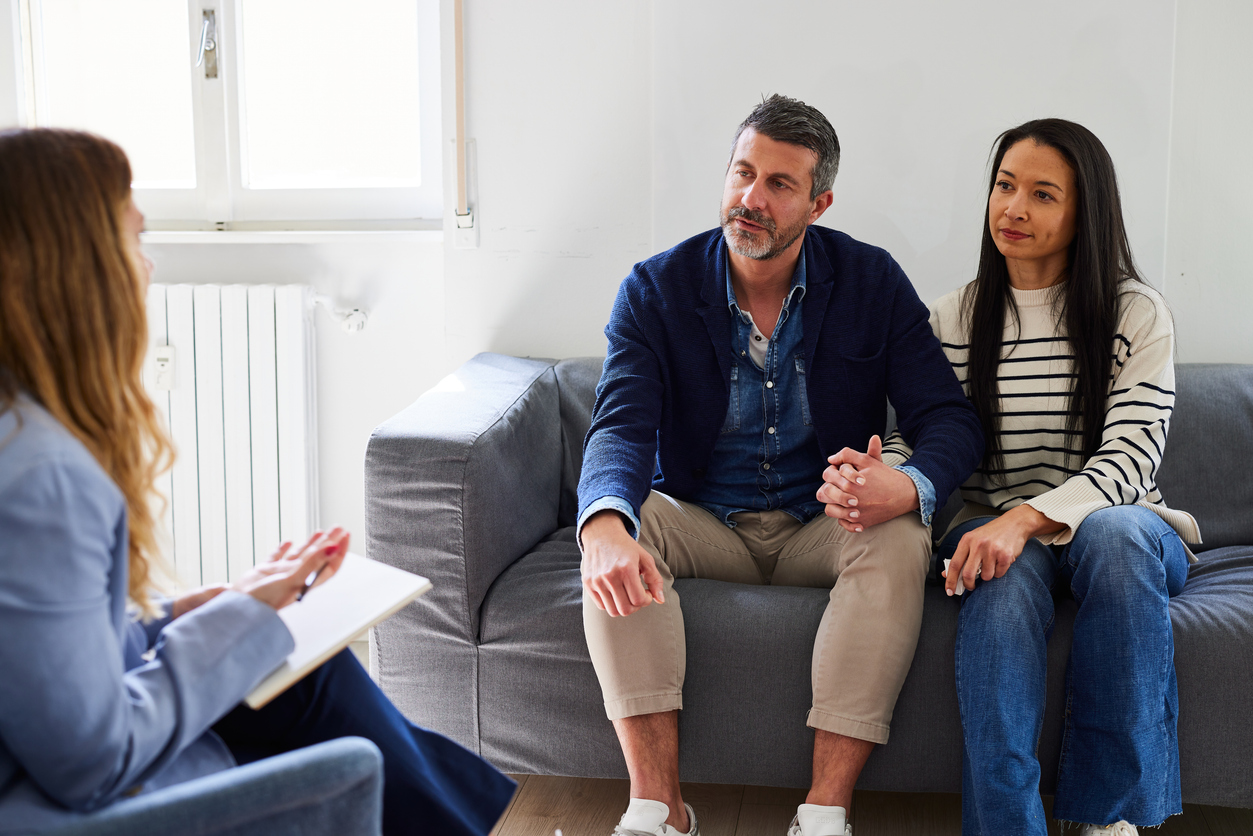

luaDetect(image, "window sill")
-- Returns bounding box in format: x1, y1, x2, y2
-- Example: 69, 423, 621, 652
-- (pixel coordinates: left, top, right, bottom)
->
141, 229, 445, 245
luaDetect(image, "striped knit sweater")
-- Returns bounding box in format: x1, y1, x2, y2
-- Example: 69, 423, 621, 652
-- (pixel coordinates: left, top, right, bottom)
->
883, 280, 1201, 552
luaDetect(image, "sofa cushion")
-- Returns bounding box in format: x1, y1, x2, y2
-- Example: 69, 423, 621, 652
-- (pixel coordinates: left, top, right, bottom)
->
1172, 544, 1253, 804
476, 529, 622, 777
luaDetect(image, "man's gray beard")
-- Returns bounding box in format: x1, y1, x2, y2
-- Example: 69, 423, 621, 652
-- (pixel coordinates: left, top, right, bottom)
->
721, 216, 807, 261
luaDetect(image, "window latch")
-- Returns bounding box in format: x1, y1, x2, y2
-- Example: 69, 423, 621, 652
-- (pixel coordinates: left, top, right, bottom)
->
196, 11, 218, 78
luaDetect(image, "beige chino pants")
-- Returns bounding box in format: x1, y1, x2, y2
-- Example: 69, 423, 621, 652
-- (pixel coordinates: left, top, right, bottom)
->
582, 491, 931, 744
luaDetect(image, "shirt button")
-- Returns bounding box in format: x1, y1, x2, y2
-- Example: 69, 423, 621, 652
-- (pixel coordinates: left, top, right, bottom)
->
766, 381, 774, 388
741, 350, 746, 356
767, 426, 776, 434
754, 335, 763, 341
762, 463, 771, 470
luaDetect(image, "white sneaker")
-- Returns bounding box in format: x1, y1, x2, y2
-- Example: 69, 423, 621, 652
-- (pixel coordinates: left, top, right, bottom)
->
612, 798, 698, 836
787, 803, 851, 836
1079, 823, 1138, 836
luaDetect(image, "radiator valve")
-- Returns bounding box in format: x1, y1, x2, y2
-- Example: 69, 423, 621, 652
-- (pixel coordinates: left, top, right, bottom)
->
313, 295, 369, 334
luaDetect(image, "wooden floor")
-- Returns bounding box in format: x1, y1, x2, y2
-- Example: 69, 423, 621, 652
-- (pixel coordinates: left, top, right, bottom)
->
491, 775, 1253, 836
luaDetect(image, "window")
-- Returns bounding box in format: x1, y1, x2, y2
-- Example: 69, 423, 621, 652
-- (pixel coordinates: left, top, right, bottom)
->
13, 0, 441, 227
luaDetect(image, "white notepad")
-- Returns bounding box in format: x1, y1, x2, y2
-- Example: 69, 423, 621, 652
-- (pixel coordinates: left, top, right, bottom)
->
245, 552, 432, 709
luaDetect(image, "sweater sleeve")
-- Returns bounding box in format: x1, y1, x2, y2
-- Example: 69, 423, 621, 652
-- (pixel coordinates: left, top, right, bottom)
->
880, 432, 911, 468
1026, 288, 1181, 544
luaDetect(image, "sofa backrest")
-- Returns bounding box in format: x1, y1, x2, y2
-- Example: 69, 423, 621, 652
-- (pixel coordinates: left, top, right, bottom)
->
554, 357, 605, 527
1157, 363, 1253, 551
556, 359, 1253, 551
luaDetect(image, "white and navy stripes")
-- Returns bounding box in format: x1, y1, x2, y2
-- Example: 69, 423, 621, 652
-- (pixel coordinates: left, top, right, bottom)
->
883, 281, 1200, 549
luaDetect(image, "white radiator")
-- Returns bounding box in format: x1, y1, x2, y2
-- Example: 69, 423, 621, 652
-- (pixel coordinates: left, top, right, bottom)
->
143, 284, 318, 588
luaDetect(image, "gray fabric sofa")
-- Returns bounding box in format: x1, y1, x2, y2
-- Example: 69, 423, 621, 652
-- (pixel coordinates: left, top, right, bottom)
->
364, 354, 1253, 807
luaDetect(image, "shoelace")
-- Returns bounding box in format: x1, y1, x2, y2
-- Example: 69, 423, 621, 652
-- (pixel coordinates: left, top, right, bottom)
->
786, 813, 851, 836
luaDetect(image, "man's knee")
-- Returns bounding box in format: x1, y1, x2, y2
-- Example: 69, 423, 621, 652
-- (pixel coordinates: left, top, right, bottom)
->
847, 512, 932, 577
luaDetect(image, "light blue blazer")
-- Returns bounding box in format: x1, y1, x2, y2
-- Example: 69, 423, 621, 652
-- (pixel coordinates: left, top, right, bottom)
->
0, 398, 294, 833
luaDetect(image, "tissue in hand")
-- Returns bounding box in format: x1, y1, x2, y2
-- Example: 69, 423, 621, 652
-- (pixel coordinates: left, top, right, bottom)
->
943, 557, 968, 595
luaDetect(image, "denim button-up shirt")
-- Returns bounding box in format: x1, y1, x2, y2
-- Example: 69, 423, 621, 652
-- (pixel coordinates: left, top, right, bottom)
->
691, 249, 824, 525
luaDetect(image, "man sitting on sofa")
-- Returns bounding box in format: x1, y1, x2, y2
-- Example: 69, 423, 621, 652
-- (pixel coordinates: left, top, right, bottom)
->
576, 94, 983, 836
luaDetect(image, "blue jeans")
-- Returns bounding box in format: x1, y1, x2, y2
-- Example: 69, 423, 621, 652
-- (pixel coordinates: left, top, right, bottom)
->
942, 506, 1189, 835
213, 650, 516, 836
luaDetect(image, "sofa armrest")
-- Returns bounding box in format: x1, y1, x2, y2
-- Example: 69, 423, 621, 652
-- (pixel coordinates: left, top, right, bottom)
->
365, 352, 564, 644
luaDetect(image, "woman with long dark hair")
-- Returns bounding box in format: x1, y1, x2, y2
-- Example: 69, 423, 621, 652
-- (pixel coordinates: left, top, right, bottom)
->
934, 120, 1199, 835
0, 128, 515, 834
827, 118, 1200, 834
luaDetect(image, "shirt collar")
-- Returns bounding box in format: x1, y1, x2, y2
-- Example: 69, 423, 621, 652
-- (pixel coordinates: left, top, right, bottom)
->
723, 240, 808, 315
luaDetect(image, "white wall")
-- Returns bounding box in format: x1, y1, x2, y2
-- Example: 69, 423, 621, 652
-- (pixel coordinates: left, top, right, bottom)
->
1164, 0, 1253, 362
0, 2, 18, 127
450, 0, 1246, 360
443, 0, 653, 361
450, 1, 1181, 368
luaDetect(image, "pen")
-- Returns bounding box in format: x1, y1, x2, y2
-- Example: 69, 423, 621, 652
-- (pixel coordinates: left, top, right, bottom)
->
296, 566, 323, 602
296, 542, 341, 602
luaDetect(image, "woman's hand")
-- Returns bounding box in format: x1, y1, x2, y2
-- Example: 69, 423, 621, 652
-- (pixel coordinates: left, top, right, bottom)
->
942, 505, 1063, 596
228, 527, 351, 610
171, 584, 229, 619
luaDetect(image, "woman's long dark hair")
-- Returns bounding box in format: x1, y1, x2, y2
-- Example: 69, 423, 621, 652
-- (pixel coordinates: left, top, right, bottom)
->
964, 118, 1144, 478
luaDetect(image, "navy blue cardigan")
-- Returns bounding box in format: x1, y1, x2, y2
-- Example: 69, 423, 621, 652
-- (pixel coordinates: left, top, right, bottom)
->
577, 226, 983, 527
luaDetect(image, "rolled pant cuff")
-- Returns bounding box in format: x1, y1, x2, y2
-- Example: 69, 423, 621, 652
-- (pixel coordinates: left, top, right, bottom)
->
806, 708, 890, 745
604, 693, 683, 722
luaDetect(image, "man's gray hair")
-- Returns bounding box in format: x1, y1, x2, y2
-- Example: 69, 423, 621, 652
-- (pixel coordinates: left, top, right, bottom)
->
729, 94, 841, 199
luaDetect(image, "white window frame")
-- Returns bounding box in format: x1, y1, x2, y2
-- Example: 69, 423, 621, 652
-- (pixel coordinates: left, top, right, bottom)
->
6, 0, 442, 228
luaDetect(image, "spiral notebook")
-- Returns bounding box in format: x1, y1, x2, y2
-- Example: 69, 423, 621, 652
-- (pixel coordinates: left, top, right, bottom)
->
245, 552, 431, 709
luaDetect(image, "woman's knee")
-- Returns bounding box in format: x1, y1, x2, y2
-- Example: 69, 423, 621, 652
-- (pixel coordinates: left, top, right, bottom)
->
1068, 505, 1186, 603
1069, 506, 1172, 580
1072, 505, 1165, 547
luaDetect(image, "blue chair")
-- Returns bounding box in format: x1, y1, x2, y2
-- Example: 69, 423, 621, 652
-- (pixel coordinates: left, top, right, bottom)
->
48, 738, 383, 836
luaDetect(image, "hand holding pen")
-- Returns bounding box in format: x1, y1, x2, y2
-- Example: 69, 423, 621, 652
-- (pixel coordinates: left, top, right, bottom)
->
227, 527, 351, 611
